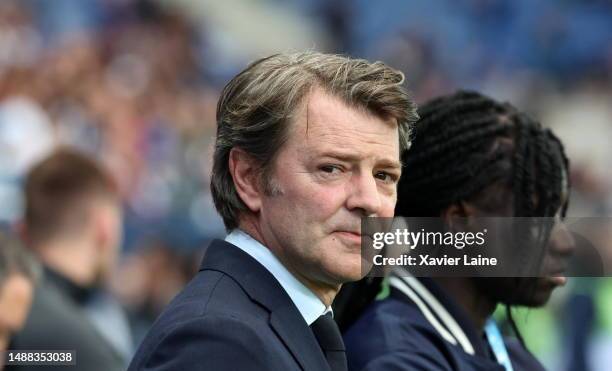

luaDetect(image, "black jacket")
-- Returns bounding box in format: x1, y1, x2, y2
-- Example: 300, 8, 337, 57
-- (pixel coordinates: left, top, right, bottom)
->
128, 239, 331, 371
8, 268, 125, 371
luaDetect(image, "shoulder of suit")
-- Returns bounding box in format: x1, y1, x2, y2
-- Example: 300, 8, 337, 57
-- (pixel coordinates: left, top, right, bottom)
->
152, 269, 269, 331
18, 281, 107, 339
347, 296, 441, 340
11, 281, 125, 370
344, 297, 453, 366
133, 313, 278, 371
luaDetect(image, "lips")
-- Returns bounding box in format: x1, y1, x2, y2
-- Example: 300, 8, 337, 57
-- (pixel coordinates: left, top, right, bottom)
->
540, 264, 569, 286
540, 253, 570, 278
547, 276, 567, 286
335, 230, 361, 238
333, 230, 362, 244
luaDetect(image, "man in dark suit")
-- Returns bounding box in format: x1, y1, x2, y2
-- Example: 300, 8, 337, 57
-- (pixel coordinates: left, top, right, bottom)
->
128, 51, 419, 371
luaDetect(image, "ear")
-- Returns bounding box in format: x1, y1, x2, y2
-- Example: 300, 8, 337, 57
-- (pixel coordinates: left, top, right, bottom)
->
440, 201, 481, 232
228, 148, 263, 213
92, 207, 111, 252
92, 204, 120, 254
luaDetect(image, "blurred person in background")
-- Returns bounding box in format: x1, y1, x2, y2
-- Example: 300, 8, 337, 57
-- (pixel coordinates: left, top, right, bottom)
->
0, 233, 38, 364
110, 240, 202, 346
9, 149, 129, 371
340, 91, 574, 371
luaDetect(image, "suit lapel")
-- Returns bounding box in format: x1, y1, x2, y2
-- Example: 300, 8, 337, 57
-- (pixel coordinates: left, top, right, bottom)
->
200, 240, 330, 371
270, 304, 330, 371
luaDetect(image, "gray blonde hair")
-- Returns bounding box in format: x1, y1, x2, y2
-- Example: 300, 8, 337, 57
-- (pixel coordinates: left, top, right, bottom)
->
211, 51, 419, 231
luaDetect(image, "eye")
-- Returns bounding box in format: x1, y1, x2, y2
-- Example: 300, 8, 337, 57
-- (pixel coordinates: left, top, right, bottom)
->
319, 164, 344, 176
375, 171, 398, 183
319, 165, 342, 174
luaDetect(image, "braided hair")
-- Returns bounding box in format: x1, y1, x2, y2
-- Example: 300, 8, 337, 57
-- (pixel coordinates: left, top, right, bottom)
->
395, 90, 570, 347
396, 90, 569, 219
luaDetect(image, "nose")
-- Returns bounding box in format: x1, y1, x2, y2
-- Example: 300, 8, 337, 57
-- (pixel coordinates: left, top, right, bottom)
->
346, 172, 383, 217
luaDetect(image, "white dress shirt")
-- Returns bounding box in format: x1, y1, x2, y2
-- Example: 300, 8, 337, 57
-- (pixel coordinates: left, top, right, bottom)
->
225, 229, 331, 325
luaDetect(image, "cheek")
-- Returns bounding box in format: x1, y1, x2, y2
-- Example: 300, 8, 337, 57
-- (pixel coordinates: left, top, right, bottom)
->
281, 182, 348, 221
311, 187, 348, 213
382, 196, 398, 217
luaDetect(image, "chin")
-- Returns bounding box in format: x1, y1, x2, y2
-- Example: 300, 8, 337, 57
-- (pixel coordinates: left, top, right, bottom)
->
328, 268, 364, 284
506, 279, 558, 307
522, 279, 559, 307
323, 256, 364, 284
476, 277, 557, 308
514, 291, 553, 307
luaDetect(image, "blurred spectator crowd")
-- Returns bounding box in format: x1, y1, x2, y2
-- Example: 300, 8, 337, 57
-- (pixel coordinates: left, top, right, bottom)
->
0, 0, 611, 369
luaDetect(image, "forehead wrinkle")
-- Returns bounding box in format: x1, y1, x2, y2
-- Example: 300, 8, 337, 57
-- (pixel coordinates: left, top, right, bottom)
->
296, 89, 399, 164
303, 87, 396, 136
304, 115, 396, 148
305, 132, 394, 156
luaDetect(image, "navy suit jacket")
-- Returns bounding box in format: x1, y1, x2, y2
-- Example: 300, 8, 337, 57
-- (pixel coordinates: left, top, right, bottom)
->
344, 277, 546, 371
128, 239, 331, 371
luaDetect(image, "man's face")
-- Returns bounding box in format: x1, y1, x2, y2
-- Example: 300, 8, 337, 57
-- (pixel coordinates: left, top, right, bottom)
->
0, 274, 34, 337
258, 89, 401, 289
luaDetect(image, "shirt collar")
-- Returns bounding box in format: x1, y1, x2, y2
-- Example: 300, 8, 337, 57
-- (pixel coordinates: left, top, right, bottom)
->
43, 265, 95, 304
225, 229, 329, 325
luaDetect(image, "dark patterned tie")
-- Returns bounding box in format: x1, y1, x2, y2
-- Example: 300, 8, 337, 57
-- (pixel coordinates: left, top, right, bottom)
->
310, 313, 348, 371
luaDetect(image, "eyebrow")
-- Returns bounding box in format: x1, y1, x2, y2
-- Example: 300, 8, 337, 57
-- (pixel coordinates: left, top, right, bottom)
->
315, 151, 402, 170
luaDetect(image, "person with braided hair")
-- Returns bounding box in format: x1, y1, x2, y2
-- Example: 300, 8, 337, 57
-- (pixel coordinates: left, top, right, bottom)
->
340, 91, 575, 371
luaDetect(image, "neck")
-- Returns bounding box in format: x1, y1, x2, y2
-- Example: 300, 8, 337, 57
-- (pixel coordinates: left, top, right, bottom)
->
433, 277, 496, 332
291, 270, 339, 308
33, 238, 96, 287
237, 221, 339, 307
